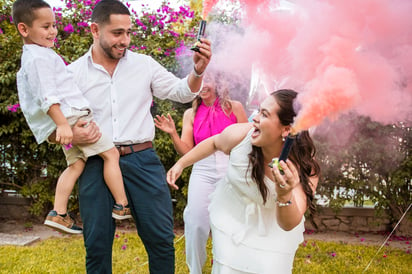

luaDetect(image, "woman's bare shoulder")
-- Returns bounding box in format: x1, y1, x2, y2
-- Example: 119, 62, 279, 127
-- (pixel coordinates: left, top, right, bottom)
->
215, 123, 253, 154
229, 100, 248, 123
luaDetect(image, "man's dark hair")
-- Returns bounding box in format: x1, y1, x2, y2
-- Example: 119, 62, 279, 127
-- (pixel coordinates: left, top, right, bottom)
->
12, 0, 51, 27
91, 0, 130, 25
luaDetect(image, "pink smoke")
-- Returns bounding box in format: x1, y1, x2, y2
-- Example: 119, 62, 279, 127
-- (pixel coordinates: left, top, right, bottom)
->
209, 0, 412, 131
202, 0, 220, 19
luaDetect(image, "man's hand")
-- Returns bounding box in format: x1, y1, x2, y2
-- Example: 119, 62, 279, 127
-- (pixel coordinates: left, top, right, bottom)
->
71, 119, 101, 146
193, 38, 212, 75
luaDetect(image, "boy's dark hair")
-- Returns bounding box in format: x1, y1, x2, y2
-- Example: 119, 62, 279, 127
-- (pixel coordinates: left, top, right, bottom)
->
12, 0, 51, 27
91, 0, 130, 25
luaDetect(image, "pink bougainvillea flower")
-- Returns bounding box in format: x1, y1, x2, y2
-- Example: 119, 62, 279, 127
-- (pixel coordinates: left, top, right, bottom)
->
115, 233, 120, 238
360, 238, 365, 242
169, 30, 179, 37
77, 22, 89, 28
64, 143, 73, 150
383, 254, 387, 258
175, 44, 191, 58
64, 23, 74, 33
330, 252, 336, 257
121, 244, 127, 250
7, 103, 20, 112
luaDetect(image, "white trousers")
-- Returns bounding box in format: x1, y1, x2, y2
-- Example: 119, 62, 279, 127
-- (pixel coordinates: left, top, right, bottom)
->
184, 151, 229, 274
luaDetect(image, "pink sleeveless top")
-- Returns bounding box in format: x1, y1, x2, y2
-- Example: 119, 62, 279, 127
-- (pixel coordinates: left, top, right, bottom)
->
193, 99, 237, 145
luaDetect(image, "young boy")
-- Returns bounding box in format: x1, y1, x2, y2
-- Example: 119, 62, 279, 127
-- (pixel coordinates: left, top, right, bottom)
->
12, 0, 132, 234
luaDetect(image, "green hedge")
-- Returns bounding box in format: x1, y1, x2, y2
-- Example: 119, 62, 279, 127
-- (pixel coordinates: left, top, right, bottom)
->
0, 0, 200, 222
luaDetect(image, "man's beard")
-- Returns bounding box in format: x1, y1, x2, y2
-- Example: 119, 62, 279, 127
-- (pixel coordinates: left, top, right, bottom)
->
100, 40, 126, 60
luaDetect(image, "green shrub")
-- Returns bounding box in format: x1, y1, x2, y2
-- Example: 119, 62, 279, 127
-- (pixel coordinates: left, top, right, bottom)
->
0, 0, 200, 221
313, 114, 412, 229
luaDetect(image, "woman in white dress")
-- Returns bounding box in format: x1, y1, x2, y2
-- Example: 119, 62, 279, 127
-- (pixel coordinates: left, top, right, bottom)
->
167, 89, 320, 273
154, 73, 247, 273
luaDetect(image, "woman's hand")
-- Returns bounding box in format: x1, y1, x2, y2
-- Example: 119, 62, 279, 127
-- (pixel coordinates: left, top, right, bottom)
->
272, 159, 308, 231
166, 163, 184, 190
272, 159, 300, 200
154, 113, 176, 135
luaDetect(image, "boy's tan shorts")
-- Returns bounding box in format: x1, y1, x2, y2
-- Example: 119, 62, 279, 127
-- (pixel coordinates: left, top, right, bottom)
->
62, 109, 114, 166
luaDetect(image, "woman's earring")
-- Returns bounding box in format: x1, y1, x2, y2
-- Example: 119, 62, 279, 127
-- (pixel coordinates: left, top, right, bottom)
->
282, 136, 286, 142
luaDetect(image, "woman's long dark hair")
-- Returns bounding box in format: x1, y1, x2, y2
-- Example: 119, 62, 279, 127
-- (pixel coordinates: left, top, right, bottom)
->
248, 89, 321, 214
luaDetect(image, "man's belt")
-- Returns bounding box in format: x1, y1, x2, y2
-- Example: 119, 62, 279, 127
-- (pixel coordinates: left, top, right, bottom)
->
116, 141, 152, 156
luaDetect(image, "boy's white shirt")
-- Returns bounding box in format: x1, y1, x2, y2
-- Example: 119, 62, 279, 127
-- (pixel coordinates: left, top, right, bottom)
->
17, 44, 90, 144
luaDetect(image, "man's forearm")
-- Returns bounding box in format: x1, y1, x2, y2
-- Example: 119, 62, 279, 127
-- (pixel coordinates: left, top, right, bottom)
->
187, 69, 204, 93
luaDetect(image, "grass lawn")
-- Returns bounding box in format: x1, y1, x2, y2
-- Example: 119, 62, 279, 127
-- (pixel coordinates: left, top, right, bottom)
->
0, 231, 411, 273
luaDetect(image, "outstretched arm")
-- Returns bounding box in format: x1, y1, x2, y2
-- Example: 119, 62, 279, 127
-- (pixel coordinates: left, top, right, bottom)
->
166, 122, 253, 189
166, 136, 216, 190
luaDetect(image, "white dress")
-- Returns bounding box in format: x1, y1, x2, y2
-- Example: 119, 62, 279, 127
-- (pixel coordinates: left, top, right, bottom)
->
208, 129, 304, 274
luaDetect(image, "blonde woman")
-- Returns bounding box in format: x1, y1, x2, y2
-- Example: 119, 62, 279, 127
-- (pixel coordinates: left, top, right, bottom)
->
155, 73, 248, 273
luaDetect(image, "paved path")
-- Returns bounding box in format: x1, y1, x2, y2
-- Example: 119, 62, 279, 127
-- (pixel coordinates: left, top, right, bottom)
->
0, 233, 40, 246
0, 220, 69, 246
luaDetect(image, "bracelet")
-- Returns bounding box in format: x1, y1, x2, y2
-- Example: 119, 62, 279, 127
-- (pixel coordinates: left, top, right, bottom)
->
276, 199, 292, 207
192, 67, 205, 78
275, 193, 293, 207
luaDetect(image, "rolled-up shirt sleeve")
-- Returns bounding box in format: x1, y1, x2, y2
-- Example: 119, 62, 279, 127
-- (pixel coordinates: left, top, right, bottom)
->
149, 56, 199, 103
25, 56, 61, 114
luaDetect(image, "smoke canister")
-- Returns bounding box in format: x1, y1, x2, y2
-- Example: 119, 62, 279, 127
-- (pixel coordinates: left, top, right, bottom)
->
191, 20, 206, 52
269, 134, 297, 174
